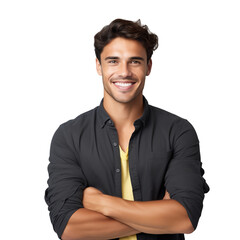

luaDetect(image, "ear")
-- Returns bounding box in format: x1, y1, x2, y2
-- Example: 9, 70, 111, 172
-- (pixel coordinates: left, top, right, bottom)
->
96, 58, 102, 76
146, 59, 152, 76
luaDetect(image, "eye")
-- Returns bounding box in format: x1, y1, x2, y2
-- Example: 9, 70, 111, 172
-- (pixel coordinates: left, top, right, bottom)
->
108, 60, 118, 64
130, 60, 141, 65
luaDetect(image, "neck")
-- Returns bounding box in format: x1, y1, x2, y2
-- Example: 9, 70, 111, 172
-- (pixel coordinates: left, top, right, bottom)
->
103, 94, 144, 129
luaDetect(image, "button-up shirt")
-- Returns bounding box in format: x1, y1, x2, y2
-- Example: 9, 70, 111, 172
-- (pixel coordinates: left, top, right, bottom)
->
45, 96, 209, 239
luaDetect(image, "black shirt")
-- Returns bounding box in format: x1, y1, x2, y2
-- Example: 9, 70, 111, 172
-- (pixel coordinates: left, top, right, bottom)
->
45, 96, 209, 239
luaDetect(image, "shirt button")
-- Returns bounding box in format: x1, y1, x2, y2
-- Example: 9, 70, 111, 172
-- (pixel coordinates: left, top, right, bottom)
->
108, 120, 112, 124
116, 168, 120, 173
113, 142, 117, 147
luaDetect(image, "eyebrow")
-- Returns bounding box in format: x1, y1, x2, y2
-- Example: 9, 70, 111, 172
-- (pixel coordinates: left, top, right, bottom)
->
104, 56, 145, 61
104, 56, 119, 61
130, 57, 145, 61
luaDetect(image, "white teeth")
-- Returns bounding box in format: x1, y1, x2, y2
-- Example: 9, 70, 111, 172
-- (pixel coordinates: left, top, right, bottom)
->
114, 82, 133, 87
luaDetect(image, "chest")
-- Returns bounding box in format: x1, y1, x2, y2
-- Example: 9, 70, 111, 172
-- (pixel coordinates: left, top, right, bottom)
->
78, 124, 172, 200
117, 125, 135, 153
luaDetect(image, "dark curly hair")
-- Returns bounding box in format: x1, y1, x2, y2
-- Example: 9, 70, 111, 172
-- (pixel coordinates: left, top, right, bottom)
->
94, 19, 158, 63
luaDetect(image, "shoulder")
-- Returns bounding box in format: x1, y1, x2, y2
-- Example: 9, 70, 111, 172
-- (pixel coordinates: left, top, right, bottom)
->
63, 107, 97, 127
148, 105, 199, 152
149, 104, 188, 125
148, 104, 197, 135
149, 105, 180, 121
54, 106, 98, 139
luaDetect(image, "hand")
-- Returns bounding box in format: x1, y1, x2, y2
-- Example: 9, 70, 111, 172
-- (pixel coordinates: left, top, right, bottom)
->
163, 190, 171, 200
83, 187, 105, 213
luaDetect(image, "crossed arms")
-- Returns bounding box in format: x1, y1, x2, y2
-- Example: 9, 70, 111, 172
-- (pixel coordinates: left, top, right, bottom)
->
61, 187, 194, 240
46, 121, 209, 240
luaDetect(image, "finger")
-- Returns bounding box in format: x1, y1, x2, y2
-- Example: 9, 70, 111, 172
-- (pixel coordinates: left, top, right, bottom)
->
163, 190, 171, 200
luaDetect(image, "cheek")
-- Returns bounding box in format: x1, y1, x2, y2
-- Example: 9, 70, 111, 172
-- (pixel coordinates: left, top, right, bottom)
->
104, 70, 118, 81
136, 68, 147, 79
101, 66, 113, 77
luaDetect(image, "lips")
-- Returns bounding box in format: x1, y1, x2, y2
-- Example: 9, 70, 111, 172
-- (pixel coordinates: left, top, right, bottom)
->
113, 81, 136, 91
114, 82, 134, 87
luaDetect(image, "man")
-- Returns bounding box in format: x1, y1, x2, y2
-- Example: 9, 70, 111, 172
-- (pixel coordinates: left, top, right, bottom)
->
45, 19, 209, 240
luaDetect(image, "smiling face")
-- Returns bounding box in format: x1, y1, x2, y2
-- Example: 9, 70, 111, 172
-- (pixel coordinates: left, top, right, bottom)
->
96, 37, 152, 104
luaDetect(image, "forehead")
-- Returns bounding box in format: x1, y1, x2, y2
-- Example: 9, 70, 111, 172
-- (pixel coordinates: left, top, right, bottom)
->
101, 37, 147, 59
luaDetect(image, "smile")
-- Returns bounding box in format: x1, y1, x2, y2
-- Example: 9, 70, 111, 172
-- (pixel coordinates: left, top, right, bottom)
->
113, 81, 136, 91
115, 82, 133, 86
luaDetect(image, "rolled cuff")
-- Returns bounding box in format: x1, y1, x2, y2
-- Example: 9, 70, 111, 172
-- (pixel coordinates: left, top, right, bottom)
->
171, 194, 203, 229
45, 185, 85, 239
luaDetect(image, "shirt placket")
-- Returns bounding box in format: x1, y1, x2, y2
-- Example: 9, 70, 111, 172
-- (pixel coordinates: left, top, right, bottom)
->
129, 122, 143, 202
129, 123, 144, 240
106, 120, 122, 198
106, 120, 144, 240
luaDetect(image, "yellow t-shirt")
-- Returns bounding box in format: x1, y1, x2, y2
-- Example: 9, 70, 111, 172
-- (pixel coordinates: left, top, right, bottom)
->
119, 146, 137, 240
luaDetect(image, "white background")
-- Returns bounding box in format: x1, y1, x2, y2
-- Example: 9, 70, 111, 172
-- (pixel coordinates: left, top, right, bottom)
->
0, 0, 239, 239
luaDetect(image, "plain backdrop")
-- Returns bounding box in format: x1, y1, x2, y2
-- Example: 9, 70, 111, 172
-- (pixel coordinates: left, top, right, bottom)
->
0, 0, 239, 239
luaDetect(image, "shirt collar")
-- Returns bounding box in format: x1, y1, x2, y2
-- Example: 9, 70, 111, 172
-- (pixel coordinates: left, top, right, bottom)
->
97, 95, 150, 128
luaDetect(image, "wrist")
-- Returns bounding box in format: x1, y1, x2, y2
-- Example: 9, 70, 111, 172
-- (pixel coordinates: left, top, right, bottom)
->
100, 194, 113, 216
101, 194, 127, 218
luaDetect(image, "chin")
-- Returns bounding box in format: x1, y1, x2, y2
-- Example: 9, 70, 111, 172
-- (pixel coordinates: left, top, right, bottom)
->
112, 94, 138, 104
104, 87, 142, 104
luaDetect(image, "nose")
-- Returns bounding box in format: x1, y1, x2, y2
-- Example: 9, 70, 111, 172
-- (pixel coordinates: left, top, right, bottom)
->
119, 62, 132, 78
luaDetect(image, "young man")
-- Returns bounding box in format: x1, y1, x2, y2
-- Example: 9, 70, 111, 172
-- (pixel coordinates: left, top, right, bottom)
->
45, 19, 209, 240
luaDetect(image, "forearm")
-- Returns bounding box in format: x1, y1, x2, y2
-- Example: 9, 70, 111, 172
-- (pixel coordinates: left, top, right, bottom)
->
100, 196, 194, 234
62, 208, 140, 240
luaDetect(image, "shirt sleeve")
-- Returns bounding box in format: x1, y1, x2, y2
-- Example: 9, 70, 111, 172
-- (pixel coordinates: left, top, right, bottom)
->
45, 124, 87, 239
165, 119, 210, 230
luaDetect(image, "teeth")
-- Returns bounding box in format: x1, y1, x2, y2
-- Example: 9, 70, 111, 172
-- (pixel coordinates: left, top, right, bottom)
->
114, 82, 133, 86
